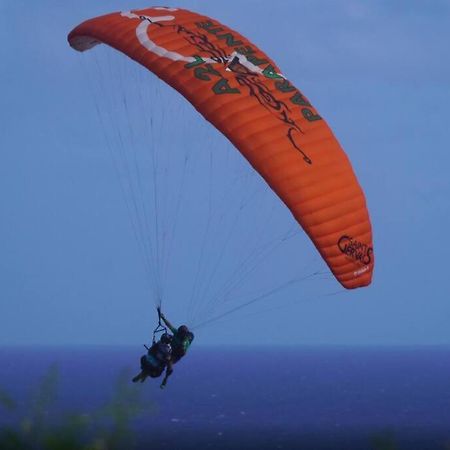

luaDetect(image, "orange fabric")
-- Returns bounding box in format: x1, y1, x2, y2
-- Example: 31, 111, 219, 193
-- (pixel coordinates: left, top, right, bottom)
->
68, 7, 374, 289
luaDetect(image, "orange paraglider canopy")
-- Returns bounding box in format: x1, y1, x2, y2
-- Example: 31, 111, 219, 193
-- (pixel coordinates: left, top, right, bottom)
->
68, 6, 374, 289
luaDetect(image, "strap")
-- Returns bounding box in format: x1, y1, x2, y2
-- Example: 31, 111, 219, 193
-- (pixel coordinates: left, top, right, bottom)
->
151, 307, 167, 344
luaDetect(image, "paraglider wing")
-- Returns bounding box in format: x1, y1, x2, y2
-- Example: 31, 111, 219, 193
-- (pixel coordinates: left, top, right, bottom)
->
68, 7, 374, 289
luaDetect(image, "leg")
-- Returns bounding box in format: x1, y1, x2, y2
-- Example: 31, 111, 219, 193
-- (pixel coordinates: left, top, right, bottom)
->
140, 373, 148, 383
132, 370, 145, 383
160, 361, 173, 389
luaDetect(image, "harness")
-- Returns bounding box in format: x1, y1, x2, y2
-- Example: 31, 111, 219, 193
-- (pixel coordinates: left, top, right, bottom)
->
151, 308, 167, 344
142, 341, 172, 371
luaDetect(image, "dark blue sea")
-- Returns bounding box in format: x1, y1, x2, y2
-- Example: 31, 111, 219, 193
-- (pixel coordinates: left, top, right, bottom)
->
1, 346, 449, 449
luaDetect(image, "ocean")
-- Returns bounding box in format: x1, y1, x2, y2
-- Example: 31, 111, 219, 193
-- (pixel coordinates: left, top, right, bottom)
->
0, 346, 449, 449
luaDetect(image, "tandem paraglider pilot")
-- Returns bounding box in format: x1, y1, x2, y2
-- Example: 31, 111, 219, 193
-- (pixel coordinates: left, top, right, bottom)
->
158, 307, 194, 364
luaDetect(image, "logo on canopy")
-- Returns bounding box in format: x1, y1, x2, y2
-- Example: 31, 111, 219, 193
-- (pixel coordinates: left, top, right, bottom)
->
338, 235, 373, 267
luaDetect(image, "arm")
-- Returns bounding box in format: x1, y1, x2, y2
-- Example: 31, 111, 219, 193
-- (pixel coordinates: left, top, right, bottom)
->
159, 311, 177, 334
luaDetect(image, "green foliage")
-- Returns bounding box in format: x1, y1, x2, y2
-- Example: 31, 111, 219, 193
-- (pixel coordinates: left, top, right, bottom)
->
0, 365, 157, 450
370, 430, 398, 450
0, 428, 29, 450
0, 388, 16, 412
91, 369, 158, 450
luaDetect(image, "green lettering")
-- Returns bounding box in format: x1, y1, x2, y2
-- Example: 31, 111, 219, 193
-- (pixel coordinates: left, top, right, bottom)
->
302, 108, 322, 122
209, 27, 225, 35
235, 46, 255, 56
247, 54, 269, 66
196, 20, 215, 30
262, 64, 282, 79
217, 33, 243, 47
212, 78, 241, 95
290, 91, 311, 107
194, 64, 222, 81
184, 55, 205, 69
275, 79, 296, 93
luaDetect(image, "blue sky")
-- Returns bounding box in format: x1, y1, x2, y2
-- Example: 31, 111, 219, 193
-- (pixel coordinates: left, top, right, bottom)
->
1, 0, 449, 347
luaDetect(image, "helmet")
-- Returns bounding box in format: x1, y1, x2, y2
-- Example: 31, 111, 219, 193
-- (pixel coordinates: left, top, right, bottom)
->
177, 325, 189, 338
160, 333, 172, 344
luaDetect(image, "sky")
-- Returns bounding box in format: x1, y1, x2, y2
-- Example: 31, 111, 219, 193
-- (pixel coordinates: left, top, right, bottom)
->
1, 0, 449, 347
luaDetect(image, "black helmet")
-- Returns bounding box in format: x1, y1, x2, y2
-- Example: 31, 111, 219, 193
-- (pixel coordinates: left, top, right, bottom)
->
177, 325, 189, 338
160, 333, 172, 344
